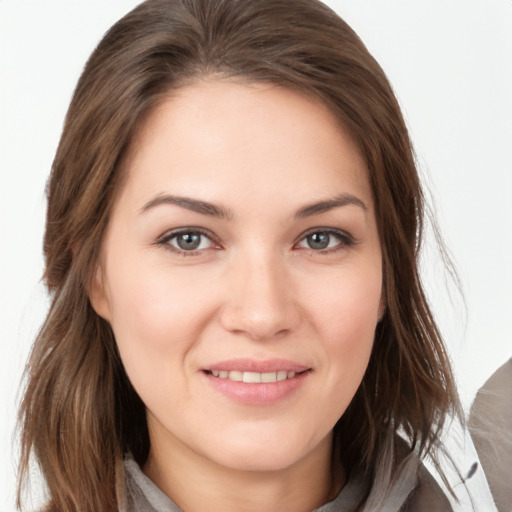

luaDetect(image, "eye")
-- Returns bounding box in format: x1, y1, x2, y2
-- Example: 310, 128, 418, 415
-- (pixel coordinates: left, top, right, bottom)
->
157, 229, 217, 254
296, 229, 353, 252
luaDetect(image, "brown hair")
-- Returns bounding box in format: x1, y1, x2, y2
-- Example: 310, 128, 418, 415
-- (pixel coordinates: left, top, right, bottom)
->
17, 0, 460, 510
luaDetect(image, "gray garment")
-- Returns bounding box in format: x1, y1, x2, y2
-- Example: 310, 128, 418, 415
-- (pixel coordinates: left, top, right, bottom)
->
469, 358, 512, 512
122, 454, 452, 512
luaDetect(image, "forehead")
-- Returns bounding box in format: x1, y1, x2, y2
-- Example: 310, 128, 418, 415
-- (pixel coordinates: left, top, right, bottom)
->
118, 79, 372, 215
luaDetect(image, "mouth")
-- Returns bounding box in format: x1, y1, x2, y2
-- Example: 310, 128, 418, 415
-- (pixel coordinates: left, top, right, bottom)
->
202, 359, 312, 405
204, 369, 309, 383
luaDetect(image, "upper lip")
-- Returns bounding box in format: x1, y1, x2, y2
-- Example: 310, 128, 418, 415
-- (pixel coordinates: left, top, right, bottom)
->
203, 358, 311, 373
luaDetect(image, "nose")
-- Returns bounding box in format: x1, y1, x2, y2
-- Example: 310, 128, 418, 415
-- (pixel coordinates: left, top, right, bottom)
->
219, 251, 301, 340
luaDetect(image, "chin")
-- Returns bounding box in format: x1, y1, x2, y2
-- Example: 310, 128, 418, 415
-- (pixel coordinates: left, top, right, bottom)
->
206, 430, 324, 473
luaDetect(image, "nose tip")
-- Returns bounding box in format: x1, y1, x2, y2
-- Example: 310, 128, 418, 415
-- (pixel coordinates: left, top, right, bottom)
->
224, 312, 290, 341
219, 258, 300, 340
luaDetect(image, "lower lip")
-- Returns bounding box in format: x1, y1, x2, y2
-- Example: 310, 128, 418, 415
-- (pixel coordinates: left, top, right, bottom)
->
203, 371, 310, 405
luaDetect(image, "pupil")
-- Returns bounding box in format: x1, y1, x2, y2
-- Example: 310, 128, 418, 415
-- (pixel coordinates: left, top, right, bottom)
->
177, 233, 201, 250
308, 232, 329, 250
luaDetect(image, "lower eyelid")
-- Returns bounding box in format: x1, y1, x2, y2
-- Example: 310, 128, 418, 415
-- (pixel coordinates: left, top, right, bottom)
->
155, 229, 219, 251
296, 230, 355, 249
155, 229, 355, 254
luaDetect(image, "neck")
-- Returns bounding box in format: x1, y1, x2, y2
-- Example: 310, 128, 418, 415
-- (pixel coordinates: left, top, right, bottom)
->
142, 428, 344, 512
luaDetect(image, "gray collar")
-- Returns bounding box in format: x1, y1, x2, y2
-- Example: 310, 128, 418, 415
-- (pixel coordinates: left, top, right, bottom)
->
121, 454, 423, 512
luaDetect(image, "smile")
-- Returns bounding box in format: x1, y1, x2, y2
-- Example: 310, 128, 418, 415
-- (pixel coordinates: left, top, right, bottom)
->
207, 370, 302, 383
203, 360, 312, 405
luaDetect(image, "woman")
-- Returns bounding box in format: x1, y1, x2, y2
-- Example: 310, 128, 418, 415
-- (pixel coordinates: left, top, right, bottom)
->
17, 0, 461, 510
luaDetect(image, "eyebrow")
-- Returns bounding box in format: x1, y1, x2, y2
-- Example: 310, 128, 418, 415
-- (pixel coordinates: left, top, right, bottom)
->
140, 192, 367, 219
140, 194, 233, 219
295, 193, 368, 218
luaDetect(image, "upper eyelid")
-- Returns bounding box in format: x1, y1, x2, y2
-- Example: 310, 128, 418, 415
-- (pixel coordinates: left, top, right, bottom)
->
157, 226, 219, 244
295, 227, 354, 243
155, 226, 355, 250
155, 229, 221, 256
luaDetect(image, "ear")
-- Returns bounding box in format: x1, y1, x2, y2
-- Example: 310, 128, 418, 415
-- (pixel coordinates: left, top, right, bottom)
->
88, 264, 112, 322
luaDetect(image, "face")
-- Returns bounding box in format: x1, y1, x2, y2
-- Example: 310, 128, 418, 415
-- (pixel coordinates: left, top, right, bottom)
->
91, 80, 383, 473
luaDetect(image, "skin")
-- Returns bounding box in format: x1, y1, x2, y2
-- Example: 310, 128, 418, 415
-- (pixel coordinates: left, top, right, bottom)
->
90, 80, 383, 512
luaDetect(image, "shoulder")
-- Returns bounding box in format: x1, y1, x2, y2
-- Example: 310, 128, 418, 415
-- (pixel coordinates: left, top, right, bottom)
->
471, 357, 512, 415
469, 358, 512, 512
403, 463, 453, 512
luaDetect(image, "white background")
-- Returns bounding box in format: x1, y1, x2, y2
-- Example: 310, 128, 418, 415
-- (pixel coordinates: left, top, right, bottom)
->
1, 1, 511, 510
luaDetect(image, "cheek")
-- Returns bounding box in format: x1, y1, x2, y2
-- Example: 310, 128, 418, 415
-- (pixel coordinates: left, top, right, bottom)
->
104, 259, 215, 383
311, 262, 382, 341
304, 263, 381, 400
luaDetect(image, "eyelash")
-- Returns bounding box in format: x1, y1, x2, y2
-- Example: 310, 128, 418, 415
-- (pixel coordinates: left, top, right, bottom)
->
155, 227, 221, 256
155, 227, 356, 256
295, 228, 356, 254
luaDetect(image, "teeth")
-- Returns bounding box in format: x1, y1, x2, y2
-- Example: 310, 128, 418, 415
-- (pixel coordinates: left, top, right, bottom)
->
211, 370, 302, 383
243, 372, 261, 383
261, 372, 277, 383
229, 371, 243, 382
